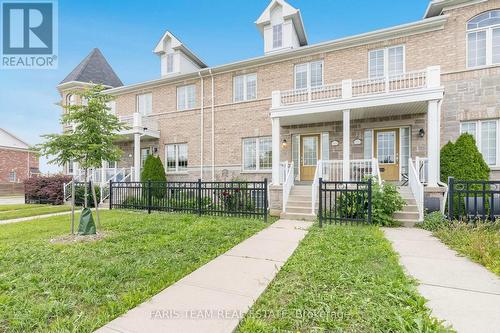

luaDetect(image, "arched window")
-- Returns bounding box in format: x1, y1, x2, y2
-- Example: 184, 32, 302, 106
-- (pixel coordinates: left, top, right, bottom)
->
66, 93, 75, 106
467, 10, 500, 68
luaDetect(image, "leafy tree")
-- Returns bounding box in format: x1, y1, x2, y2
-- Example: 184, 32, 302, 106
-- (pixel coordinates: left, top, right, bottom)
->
440, 133, 490, 182
37, 84, 127, 233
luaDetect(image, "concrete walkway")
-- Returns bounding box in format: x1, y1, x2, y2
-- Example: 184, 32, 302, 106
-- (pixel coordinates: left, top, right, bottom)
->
0, 211, 73, 225
383, 228, 500, 333
95, 219, 312, 333
0, 196, 25, 205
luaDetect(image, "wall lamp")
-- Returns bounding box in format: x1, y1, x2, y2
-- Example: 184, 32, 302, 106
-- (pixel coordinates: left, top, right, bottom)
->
281, 139, 288, 149
419, 128, 425, 138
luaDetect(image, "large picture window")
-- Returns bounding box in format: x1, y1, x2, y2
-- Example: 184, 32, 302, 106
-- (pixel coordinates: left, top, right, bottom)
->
177, 85, 196, 110
242, 137, 272, 171
369, 45, 405, 78
461, 119, 500, 166
233, 74, 257, 102
166, 143, 188, 172
467, 10, 500, 68
294, 61, 323, 90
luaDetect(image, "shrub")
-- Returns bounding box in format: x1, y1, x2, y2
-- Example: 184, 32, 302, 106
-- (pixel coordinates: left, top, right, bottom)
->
141, 155, 166, 182
371, 181, 406, 226
74, 184, 101, 207
24, 175, 72, 205
440, 133, 490, 183
420, 211, 447, 231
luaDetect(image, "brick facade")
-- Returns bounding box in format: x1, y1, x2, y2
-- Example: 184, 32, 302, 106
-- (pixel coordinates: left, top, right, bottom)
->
0, 147, 39, 183
59, 0, 500, 182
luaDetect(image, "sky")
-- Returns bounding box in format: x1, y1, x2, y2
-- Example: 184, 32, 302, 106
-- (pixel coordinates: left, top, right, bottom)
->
0, 0, 429, 173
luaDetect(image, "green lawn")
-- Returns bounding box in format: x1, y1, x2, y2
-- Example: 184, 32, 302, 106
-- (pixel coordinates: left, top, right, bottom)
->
433, 221, 500, 276
0, 210, 266, 332
0, 205, 72, 220
237, 225, 452, 333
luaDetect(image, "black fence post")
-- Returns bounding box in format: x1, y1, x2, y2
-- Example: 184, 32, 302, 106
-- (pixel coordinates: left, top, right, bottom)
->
367, 178, 372, 224
264, 178, 268, 223
147, 180, 152, 214
109, 180, 113, 210
319, 178, 323, 228
197, 179, 202, 217
448, 177, 454, 221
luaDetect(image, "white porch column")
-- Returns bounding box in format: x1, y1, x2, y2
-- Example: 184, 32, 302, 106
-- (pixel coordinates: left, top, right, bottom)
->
100, 161, 106, 185
343, 109, 350, 181
272, 117, 281, 185
134, 133, 141, 181
427, 100, 441, 187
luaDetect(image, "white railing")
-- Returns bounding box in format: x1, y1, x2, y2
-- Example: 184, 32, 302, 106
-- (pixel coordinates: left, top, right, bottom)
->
372, 158, 382, 185
282, 162, 295, 212
272, 66, 440, 108
320, 160, 343, 181
280, 83, 342, 106
415, 157, 428, 184
311, 160, 322, 214
119, 113, 159, 132
279, 161, 289, 184
408, 157, 424, 222
318, 159, 381, 183
349, 159, 376, 182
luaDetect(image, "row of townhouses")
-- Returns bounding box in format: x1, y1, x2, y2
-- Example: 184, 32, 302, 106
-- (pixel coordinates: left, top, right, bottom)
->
58, 0, 500, 220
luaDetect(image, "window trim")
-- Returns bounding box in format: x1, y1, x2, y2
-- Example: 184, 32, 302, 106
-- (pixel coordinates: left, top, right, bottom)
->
136, 93, 152, 115
272, 23, 283, 49
368, 44, 406, 79
293, 60, 324, 90
233, 73, 257, 103
466, 26, 500, 69
165, 143, 189, 173
166, 53, 175, 73
460, 119, 500, 166
8, 170, 16, 183
242, 136, 272, 172
177, 84, 196, 111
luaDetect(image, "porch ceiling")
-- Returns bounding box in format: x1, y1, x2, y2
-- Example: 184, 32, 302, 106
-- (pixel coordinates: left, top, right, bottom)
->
279, 101, 428, 126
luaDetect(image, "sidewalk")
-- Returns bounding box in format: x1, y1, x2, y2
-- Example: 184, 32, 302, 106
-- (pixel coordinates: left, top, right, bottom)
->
95, 219, 312, 333
0, 196, 25, 205
0, 211, 72, 225
383, 228, 500, 333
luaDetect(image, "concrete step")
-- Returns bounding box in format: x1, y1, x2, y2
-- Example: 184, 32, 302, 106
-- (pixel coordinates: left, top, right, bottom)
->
397, 219, 419, 228
280, 212, 316, 221
288, 194, 312, 201
290, 189, 312, 196
286, 206, 313, 214
286, 200, 312, 208
399, 204, 419, 213
393, 211, 420, 220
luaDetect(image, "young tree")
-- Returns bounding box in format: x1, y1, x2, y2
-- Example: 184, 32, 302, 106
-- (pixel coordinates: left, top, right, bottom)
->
37, 84, 127, 234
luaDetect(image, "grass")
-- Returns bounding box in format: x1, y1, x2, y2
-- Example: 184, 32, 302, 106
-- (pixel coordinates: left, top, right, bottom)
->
237, 225, 452, 333
433, 221, 500, 276
0, 205, 72, 220
0, 210, 266, 332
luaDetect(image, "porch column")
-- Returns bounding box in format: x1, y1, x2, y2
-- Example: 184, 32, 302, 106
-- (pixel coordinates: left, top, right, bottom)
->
342, 109, 350, 181
272, 117, 281, 185
427, 100, 441, 187
134, 133, 141, 181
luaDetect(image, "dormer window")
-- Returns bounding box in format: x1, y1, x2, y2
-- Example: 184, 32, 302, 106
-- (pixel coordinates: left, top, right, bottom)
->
166, 53, 174, 73
273, 24, 283, 49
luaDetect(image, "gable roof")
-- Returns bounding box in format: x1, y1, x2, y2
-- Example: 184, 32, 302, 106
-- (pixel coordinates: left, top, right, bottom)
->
59, 48, 123, 87
424, 0, 485, 18
255, 0, 307, 46
0, 128, 30, 150
153, 31, 207, 68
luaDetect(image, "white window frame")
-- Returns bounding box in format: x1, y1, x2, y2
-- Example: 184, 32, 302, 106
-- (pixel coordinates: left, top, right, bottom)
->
165, 143, 188, 173
460, 119, 500, 166
166, 53, 175, 73
294, 60, 324, 90
272, 24, 283, 49
233, 73, 257, 102
177, 84, 196, 111
466, 10, 500, 68
242, 137, 272, 172
368, 45, 406, 79
8, 170, 16, 183
136, 93, 152, 115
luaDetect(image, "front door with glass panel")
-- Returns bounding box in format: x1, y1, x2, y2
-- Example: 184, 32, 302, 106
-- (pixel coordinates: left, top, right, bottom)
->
300, 135, 320, 181
374, 129, 400, 181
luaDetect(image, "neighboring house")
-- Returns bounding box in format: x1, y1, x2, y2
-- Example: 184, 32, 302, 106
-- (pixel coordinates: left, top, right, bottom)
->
0, 128, 39, 183
57, 0, 500, 218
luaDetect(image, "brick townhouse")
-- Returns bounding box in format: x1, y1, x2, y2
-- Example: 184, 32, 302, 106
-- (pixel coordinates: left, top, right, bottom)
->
57, 0, 500, 221
0, 128, 39, 183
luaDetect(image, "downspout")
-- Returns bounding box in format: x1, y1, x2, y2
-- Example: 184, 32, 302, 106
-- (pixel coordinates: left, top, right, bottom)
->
209, 69, 215, 181
198, 71, 204, 180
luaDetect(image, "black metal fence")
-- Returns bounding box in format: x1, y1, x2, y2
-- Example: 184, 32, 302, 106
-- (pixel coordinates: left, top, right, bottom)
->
448, 177, 500, 222
318, 178, 372, 227
109, 179, 268, 221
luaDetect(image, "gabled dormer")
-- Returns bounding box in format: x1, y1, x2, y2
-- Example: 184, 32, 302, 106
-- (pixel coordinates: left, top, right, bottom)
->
153, 31, 207, 77
255, 0, 307, 54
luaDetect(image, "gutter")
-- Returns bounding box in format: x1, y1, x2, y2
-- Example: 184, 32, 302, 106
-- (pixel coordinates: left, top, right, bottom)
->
209, 69, 215, 181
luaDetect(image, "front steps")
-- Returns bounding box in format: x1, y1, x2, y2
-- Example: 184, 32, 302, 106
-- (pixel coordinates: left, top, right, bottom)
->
281, 185, 316, 221
394, 186, 420, 227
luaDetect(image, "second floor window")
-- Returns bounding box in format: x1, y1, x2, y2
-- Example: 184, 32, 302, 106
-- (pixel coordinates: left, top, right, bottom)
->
294, 61, 323, 90
177, 84, 196, 110
467, 10, 500, 68
273, 24, 283, 49
233, 74, 257, 102
166, 143, 188, 172
369, 45, 405, 78
166, 53, 174, 73
137, 93, 152, 115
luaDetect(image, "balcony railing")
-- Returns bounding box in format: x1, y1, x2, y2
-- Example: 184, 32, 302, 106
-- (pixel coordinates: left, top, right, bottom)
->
272, 66, 440, 108
119, 113, 159, 132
